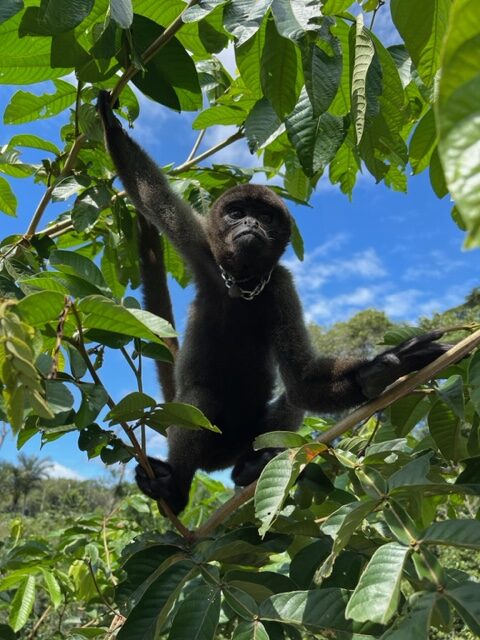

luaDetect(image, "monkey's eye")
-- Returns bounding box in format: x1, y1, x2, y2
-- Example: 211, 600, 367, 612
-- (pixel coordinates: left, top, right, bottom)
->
226, 208, 244, 220
258, 211, 273, 224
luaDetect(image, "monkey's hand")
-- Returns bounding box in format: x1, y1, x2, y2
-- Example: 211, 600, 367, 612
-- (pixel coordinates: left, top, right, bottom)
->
96, 90, 122, 130
135, 457, 188, 515
356, 330, 451, 399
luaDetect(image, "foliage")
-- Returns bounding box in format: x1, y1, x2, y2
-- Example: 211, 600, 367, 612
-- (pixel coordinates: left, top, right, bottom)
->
0, 0, 480, 639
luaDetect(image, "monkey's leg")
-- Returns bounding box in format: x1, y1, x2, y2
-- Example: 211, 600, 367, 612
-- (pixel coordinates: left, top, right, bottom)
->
135, 456, 188, 515
231, 393, 304, 486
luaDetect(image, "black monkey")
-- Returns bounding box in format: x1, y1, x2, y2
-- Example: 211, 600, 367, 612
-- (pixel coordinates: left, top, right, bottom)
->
97, 92, 449, 514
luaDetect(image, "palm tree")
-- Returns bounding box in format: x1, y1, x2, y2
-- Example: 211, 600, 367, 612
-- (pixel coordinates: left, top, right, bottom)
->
9, 453, 52, 513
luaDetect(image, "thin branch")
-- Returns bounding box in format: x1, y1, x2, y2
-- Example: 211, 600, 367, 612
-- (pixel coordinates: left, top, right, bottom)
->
110, 0, 201, 105
27, 605, 52, 640
48, 297, 73, 379
25, 134, 86, 238
369, 0, 385, 30
86, 560, 124, 619
193, 329, 480, 539
172, 130, 245, 174
186, 129, 206, 163
38, 218, 74, 237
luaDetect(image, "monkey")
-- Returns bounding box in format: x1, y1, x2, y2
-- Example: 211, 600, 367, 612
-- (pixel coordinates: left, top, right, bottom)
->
97, 91, 450, 515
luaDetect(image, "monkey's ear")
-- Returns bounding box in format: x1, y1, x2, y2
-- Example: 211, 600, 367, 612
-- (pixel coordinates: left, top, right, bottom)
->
96, 90, 121, 129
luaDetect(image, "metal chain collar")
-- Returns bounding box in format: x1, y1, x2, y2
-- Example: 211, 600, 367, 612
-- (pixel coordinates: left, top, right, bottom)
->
219, 266, 272, 301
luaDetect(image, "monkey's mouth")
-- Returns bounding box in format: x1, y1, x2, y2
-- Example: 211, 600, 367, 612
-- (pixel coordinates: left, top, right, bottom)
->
234, 229, 265, 242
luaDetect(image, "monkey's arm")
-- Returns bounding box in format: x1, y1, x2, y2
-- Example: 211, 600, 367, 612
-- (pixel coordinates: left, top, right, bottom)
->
97, 91, 213, 276
272, 268, 449, 411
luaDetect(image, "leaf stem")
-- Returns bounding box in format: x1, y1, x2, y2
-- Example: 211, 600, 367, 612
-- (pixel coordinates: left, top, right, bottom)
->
172, 130, 245, 174
110, 0, 201, 106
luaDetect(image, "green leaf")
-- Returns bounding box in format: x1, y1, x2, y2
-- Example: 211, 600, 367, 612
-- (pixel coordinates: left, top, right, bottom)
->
40, 569, 62, 609
302, 38, 342, 117
321, 499, 379, 557
76, 385, 109, 429
146, 402, 220, 433
111, 0, 133, 28
223, 586, 258, 619
388, 394, 431, 437
421, 519, 480, 549
349, 15, 375, 144
0, 12, 70, 84
169, 585, 221, 640
9, 575, 35, 632
126, 15, 202, 112
270, 0, 322, 41
49, 250, 110, 295
183, 0, 227, 23
429, 147, 448, 198
253, 430, 307, 449
260, 17, 300, 118
329, 134, 361, 199
244, 98, 282, 152
117, 560, 195, 640
224, 0, 271, 46
15, 291, 66, 326
8, 133, 60, 155
346, 542, 410, 624
255, 443, 326, 536
437, 374, 465, 419
0, 0, 23, 24
286, 88, 346, 177
259, 589, 356, 634
236, 22, 266, 99
19, 0, 94, 35
193, 105, 248, 129
105, 392, 156, 423
4, 79, 77, 124
391, 0, 451, 88
0, 176, 17, 216
444, 581, 480, 635
45, 381, 75, 415
77, 296, 175, 344
380, 592, 436, 640
232, 620, 269, 640
436, 0, 480, 247
409, 108, 437, 174
428, 399, 468, 461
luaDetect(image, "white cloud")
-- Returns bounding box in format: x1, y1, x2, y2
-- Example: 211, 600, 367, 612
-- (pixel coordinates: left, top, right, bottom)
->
47, 462, 86, 481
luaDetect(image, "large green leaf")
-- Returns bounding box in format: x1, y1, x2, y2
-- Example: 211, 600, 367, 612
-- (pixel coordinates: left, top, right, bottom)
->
380, 592, 436, 640
421, 519, 480, 549
321, 499, 379, 558
15, 291, 67, 326
19, 0, 94, 35
8, 133, 60, 155
244, 98, 282, 152
270, 0, 322, 42
255, 443, 325, 536
286, 88, 346, 177
349, 15, 375, 144
436, 0, 480, 247
444, 581, 480, 635
0, 176, 17, 216
391, 0, 451, 88
110, 0, 133, 28
232, 620, 269, 640
236, 21, 266, 99
346, 542, 410, 624
428, 399, 468, 461
302, 37, 342, 117
168, 585, 221, 640
224, 0, 271, 46
0, 11, 70, 84
4, 79, 77, 124
126, 14, 202, 112
9, 575, 35, 632
260, 17, 300, 118
49, 250, 110, 296
409, 108, 437, 174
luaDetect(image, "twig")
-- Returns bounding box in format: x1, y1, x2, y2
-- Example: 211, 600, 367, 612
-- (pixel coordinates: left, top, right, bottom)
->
186, 129, 206, 163
48, 297, 73, 379
86, 560, 124, 620
25, 134, 86, 238
369, 0, 385, 30
193, 329, 480, 539
110, 0, 201, 105
172, 130, 245, 174
27, 605, 52, 640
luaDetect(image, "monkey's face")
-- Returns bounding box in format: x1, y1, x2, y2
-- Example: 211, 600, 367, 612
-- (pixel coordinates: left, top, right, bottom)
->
208, 185, 291, 279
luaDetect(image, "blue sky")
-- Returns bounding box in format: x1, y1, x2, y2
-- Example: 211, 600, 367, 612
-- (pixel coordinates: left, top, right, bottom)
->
0, 13, 479, 482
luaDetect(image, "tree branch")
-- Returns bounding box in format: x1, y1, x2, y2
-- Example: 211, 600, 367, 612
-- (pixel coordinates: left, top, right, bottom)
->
172, 130, 245, 174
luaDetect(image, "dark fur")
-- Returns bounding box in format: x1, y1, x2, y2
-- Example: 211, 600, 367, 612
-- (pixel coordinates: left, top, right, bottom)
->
98, 92, 449, 514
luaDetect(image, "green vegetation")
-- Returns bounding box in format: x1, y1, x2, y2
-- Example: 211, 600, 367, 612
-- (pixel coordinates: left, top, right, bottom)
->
0, 0, 480, 639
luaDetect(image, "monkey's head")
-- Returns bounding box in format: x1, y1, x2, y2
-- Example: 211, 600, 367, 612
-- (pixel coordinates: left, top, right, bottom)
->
208, 184, 292, 280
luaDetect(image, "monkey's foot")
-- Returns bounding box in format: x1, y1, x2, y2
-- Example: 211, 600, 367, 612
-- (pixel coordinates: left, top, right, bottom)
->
232, 448, 283, 486
135, 457, 187, 515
